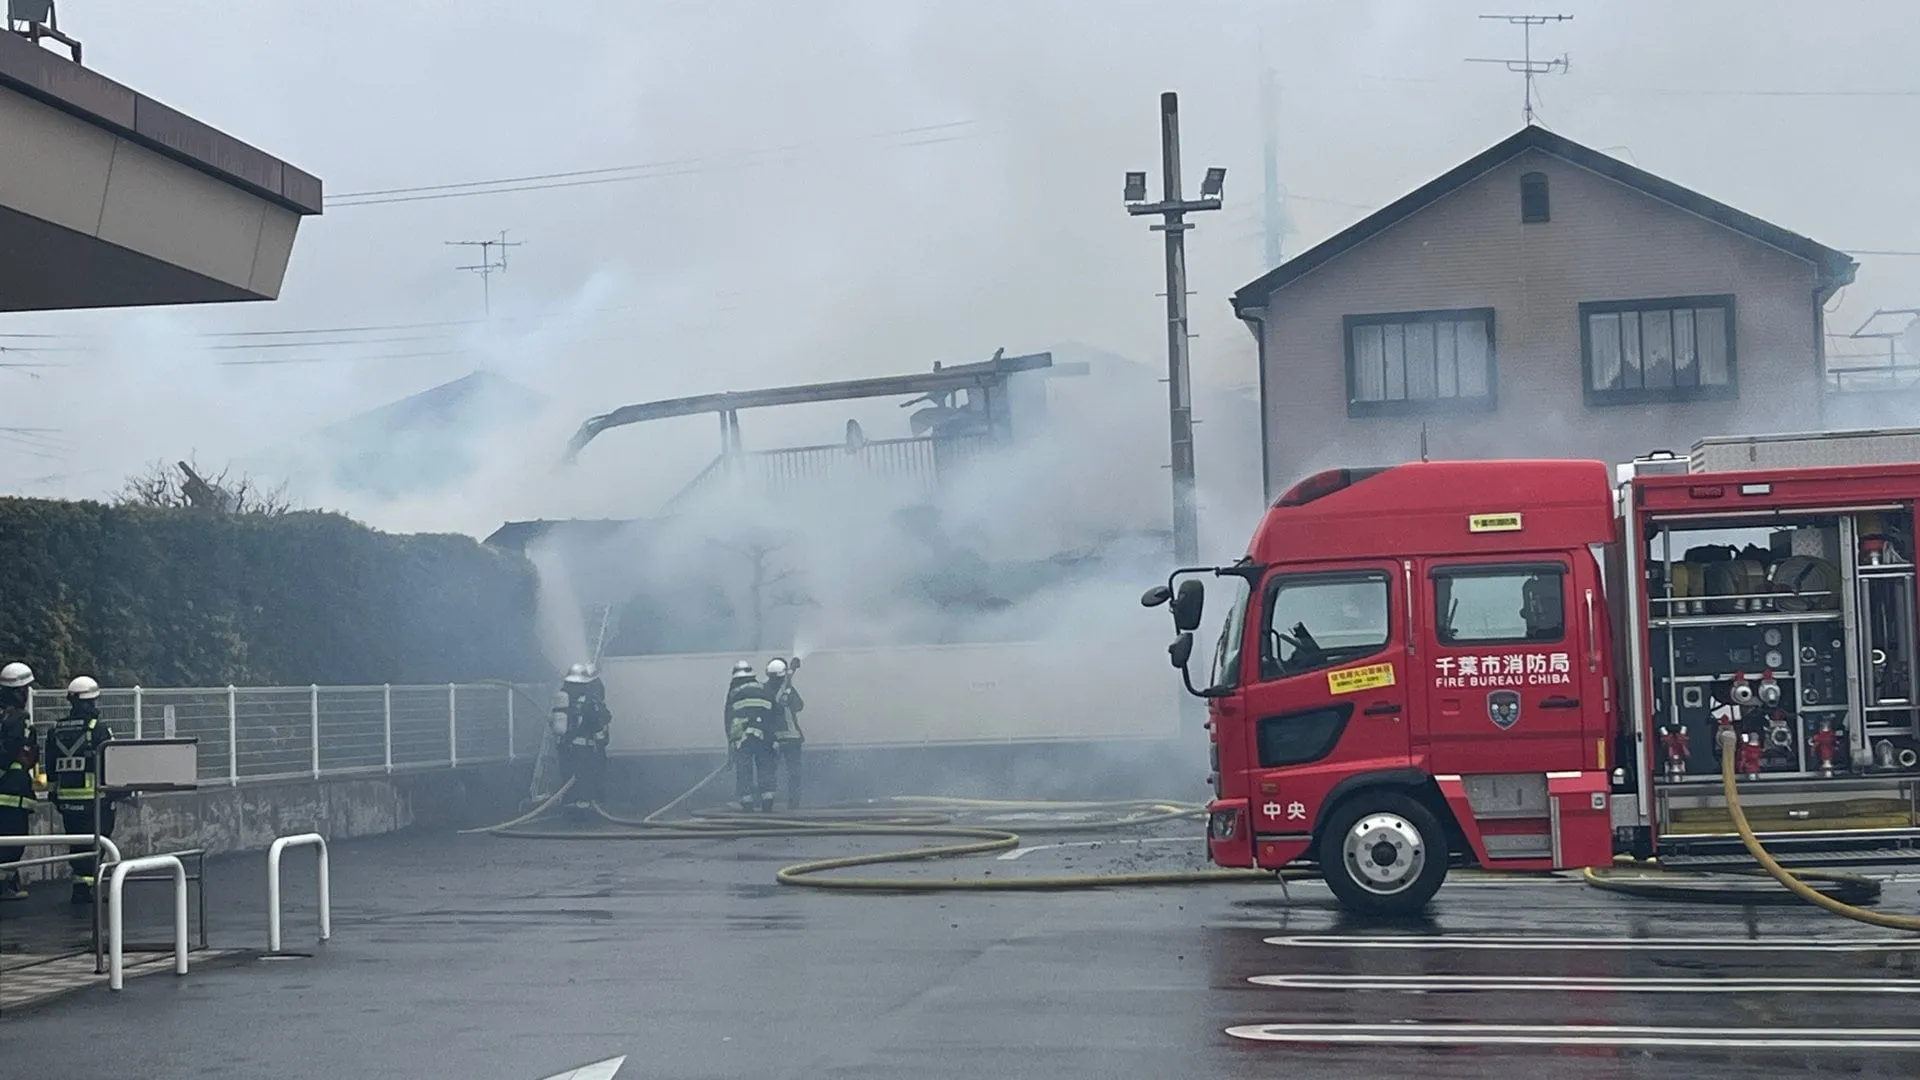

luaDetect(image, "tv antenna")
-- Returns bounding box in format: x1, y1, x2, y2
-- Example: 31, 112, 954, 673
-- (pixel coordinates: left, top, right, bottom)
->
1467, 13, 1572, 126
446, 230, 523, 316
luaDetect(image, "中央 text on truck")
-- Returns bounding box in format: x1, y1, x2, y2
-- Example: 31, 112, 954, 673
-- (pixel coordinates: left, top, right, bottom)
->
1144, 427, 1920, 914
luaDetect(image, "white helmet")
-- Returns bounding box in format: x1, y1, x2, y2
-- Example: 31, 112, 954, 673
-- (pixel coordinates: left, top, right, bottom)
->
731, 660, 753, 678
564, 663, 592, 685
766, 658, 789, 678
67, 676, 100, 700
0, 662, 32, 689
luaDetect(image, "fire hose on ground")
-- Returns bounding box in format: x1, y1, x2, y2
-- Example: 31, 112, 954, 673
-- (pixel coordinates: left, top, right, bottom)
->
471, 704, 1915, 914
479, 761, 1285, 891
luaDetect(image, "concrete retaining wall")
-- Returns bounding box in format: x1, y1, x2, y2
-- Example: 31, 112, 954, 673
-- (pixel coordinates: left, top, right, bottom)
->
10, 763, 527, 883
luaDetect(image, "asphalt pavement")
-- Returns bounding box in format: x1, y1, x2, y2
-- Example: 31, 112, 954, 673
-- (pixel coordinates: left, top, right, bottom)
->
6, 809, 1920, 1079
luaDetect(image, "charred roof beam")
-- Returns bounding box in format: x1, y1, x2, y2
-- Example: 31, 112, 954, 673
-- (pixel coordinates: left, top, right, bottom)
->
561, 349, 1053, 464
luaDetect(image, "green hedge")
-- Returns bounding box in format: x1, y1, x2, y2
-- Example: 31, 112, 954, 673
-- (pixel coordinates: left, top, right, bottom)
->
0, 498, 546, 688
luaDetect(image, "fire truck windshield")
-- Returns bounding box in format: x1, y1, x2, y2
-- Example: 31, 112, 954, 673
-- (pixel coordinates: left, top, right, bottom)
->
1208, 576, 1251, 691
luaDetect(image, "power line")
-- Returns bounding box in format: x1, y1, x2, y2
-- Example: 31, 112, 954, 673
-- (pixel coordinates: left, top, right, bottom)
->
324, 120, 978, 208
214, 349, 467, 368
327, 119, 975, 200
0, 304, 651, 349
203, 335, 451, 351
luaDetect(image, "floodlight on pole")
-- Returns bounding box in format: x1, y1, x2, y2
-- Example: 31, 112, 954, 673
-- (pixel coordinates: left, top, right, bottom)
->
1121, 91, 1224, 565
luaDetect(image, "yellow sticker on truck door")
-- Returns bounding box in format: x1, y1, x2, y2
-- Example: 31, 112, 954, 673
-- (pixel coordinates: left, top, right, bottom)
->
1328, 662, 1395, 695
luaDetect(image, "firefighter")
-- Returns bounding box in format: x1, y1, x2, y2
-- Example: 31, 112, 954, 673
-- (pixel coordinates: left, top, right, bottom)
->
556, 665, 611, 812
45, 676, 113, 903
724, 668, 778, 812
766, 657, 806, 811
723, 660, 754, 745
0, 661, 36, 901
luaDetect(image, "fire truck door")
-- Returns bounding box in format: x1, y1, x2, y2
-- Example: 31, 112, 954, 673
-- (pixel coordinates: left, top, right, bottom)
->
1420, 556, 1588, 774
1242, 562, 1413, 842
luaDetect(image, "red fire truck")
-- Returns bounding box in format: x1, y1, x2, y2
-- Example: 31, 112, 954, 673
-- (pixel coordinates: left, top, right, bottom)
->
1146, 429, 1920, 914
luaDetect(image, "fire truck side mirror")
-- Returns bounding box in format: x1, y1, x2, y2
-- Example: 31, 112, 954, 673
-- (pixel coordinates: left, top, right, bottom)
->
1169, 632, 1195, 670
1141, 585, 1172, 609
1172, 579, 1206, 632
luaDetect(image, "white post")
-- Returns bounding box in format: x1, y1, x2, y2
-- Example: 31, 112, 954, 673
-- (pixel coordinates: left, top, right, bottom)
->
383, 684, 393, 774
267, 833, 331, 953
506, 683, 515, 763
448, 683, 458, 768
109, 854, 187, 990
310, 684, 321, 779
227, 685, 238, 786
133, 685, 144, 739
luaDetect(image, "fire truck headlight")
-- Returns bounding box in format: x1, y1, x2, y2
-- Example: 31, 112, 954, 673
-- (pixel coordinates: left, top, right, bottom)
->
1208, 810, 1239, 840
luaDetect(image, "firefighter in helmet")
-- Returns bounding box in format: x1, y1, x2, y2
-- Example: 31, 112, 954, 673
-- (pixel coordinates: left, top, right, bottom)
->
45, 676, 114, 902
0, 661, 35, 901
556, 664, 611, 812
724, 664, 778, 812
724, 660, 754, 747
765, 657, 806, 810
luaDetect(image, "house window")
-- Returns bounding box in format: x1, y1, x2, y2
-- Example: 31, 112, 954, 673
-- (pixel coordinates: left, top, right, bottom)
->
1520, 171, 1549, 223
1344, 308, 1496, 417
1582, 295, 1736, 405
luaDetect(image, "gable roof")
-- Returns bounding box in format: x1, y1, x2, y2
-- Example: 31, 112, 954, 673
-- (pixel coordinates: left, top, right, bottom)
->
1231, 125, 1858, 315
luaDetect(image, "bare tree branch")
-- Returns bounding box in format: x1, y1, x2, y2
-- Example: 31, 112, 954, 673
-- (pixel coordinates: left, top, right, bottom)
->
116, 454, 295, 516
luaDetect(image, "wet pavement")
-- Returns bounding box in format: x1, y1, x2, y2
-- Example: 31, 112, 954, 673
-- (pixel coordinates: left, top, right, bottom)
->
5, 814, 1920, 1079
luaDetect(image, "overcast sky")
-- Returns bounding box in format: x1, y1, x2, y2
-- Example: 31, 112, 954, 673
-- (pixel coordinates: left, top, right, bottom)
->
3, 0, 1916, 533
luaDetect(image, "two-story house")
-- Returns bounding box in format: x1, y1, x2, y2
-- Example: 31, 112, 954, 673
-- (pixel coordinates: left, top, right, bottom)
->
1230, 125, 1858, 501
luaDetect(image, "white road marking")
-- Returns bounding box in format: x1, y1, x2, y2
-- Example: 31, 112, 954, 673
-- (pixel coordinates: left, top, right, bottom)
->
1249, 973, 1920, 994
1223, 1022, 1920, 1049
1263, 933, 1920, 952
539, 1056, 625, 1080
995, 837, 1198, 861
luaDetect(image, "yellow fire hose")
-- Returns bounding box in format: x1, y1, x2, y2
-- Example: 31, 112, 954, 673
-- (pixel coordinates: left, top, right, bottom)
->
481, 762, 1279, 891
1711, 726, 1920, 930
1580, 729, 1913, 916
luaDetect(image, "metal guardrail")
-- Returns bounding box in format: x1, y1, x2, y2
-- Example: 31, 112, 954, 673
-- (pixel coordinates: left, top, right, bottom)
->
267, 833, 330, 954
26, 683, 545, 786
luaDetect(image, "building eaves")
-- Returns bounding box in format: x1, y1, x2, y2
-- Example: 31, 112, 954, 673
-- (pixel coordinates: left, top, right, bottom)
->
1230, 125, 1856, 316
0, 31, 321, 215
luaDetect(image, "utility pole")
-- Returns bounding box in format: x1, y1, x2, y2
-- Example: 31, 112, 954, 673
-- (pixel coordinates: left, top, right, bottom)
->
1125, 91, 1224, 565
1467, 13, 1572, 126
446, 230, 523, 316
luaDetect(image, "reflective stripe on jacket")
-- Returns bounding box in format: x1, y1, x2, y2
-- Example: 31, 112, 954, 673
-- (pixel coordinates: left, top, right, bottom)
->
0, 761, 33, 810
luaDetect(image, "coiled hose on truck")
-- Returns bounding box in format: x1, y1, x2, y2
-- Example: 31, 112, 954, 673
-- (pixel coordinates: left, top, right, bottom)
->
479, 760, 1283, 891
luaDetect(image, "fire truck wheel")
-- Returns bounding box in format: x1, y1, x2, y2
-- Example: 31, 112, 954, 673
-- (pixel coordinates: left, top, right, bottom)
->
1317, 791, 1447, 915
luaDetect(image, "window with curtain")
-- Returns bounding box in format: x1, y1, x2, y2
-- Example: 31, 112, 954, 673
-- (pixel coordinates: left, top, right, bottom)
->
1581, 295, 1735, 404
1344, 308, 1496, 417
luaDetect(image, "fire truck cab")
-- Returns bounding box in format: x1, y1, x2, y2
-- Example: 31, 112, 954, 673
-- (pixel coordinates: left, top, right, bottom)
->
1147, 428, 1920, 914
